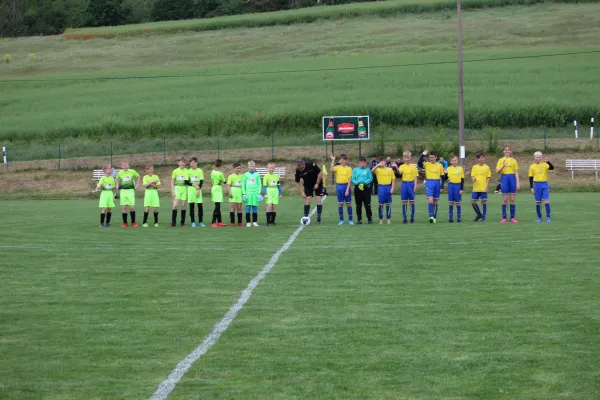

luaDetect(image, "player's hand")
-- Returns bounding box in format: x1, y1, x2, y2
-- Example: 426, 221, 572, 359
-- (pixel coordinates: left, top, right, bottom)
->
502, 161, 507, 167
330, 153, 336, 161
171, 192, 175, 199
472, 177, 476, 182
459, 190, 463, 195
391, 162, 397, 168
196, 190, 201, 198
301, 192, 307, 198
279, 194, 282, 198
379, 161, 386, 167
516, 183, 520, 191
257, 195, 263, 202
358, 183, 364, 191
313, 183, 318, 189
345, 190, 349, 196
530, 188, 534, 194
422, 149, 429, 156
264, 194, 268, 199
242, 195, 247, 202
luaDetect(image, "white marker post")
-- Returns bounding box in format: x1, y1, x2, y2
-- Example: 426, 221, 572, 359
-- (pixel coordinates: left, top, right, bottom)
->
591, 118, 595, 139
2, 146, 6, 170
574, 120, 578, 139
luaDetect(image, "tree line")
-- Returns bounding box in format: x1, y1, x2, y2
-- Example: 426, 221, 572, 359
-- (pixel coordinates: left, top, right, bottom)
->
0, 0, 371, 37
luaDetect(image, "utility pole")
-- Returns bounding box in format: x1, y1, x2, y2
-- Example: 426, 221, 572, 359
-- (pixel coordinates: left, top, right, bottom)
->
457, 0, 465, 167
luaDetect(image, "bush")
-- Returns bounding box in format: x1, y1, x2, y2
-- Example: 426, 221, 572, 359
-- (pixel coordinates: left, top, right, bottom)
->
484, 126, 500, 154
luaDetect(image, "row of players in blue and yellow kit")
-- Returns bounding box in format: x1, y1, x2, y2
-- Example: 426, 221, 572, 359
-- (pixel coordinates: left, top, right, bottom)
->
330, 146, 554, 224
95, 158, 282, 228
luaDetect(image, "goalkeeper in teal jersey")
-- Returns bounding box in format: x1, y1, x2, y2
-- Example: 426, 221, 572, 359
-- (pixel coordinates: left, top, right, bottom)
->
263, 162, 283, 226
242, 160, 263, 227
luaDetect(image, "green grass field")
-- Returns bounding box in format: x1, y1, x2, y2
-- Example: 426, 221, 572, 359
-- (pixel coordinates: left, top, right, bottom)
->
1, 2, 600, 147
2, 194, 599, 398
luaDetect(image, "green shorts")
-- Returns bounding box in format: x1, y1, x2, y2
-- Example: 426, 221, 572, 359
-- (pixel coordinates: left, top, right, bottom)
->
229, 187, 243, 203
245, 193, 259, 207
212, 186, 223, 203
187, 186, 203, 203
144, 190, 160, 207
99, 190, 115, 208
266, 188, 280, 205
119, 189, 135, 206
174, 185, 187, 201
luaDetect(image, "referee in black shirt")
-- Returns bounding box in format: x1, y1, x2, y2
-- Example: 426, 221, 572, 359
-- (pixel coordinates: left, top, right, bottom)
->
295, 159, 324, 224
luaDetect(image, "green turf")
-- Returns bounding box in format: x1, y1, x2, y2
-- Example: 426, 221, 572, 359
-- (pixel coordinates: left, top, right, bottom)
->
1, 194, 599, 399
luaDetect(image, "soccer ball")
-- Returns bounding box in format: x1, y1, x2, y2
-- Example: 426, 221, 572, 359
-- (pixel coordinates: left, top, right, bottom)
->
300, 217, 311, 226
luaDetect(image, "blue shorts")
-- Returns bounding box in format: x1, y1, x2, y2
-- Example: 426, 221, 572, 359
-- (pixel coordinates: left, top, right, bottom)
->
448, 182, 462, 202
401, 181, 415, 201
378, 184, 392, 204
336, 183, 351, 203
471, 192, 488, 200
425, 180, 441, 199
533, 182, 549, 202
500, 174, 517, 194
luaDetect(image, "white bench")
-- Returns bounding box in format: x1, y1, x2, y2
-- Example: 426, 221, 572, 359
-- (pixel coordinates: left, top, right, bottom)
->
92, 169, 119, 180
566, 159, 600, 179
256, 167, 286, 178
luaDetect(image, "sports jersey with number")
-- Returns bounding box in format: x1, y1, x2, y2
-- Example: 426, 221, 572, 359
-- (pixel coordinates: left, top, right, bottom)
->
116, 169, 139, 189
98, 176, 116, 190
143, 174, 160, 190
172, 168, 188, 186
471, 164, 491, 192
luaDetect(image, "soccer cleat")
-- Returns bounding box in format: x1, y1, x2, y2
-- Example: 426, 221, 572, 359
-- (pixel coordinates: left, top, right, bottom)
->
368, 219, 374, 224
199, 222, 206, 227
356, 220, 363, 225
338, 220, 345, 225
252, 222, 259, 227
142, 223, 149, 228
501, 218, 508, 223
403, 220, 408, 224
191, 222, 196, 227
247, 222, 252, 227
481, 217, 486, 223
317, 218, 322, 224
387, 219, 391, 224
99, 224, 105, 228
272, 222, 276, 226
168, 224, 175, 228
154, 223, 159, 228
379, 219, 384, 224
429, 217, 434, 224
180, 224, 186, 227
448, 219, 454, 223
410, 220, 414, 224
473, 215, 481, 222
534, 218, 542, 223
546, 217, 551, 223
231, 223, 236, 227
432, 217, 437, 224
349, 220, 354, 225
211, 223, 218, 227
132, 222, 138, 227
218, 222, 228, 227
238, 223, 243, 227
457, 219, 462, 223
105, 224, 111, 227
510, 218, 518, 223
121, 223, 128, 228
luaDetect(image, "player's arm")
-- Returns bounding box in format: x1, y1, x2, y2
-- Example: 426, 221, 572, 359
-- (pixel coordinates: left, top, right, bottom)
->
417, 151, 427, 169
365, 169, 373, 186
496, 158, 506, 174
546, 160, 554, 170
170, 174, 175, 197
390, 171, 395, 193
413, 175, 418, 191
329, 154, 336, 177
278, 180, 283, 197
115, 173, 120, 190
515, 164, 520, 190
135, 172, 141, 190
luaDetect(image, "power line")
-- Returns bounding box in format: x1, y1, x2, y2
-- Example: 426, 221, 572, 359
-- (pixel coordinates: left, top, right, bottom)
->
1, 49, 599, 83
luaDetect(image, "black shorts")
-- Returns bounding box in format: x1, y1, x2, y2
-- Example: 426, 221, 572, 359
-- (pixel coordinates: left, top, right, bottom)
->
304, 184, 325, 197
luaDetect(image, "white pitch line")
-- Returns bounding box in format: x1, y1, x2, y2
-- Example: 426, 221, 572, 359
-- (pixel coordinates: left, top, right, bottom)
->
149, 198, 325, 400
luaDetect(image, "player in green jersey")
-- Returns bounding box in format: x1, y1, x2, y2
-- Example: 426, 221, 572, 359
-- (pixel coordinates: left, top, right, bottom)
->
211, 159, 227, 227
187, 157, 205, 227
263, 162, 282, 226
116, 159, 141, 227
226, 162, 244, 226
94, 165, 116, 227
142, 165, 160, 227
170, 156, 188, 228
243, 160, 263, 227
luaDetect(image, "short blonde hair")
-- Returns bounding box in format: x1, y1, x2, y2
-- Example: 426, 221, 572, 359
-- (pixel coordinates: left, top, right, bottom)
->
534, 151, 543, 158
248, 160, 256, 167
267, 162, 275, 168
403, 151, 411, 157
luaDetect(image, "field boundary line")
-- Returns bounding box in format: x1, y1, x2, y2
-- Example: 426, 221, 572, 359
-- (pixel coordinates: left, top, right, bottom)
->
149, 197, 326, 400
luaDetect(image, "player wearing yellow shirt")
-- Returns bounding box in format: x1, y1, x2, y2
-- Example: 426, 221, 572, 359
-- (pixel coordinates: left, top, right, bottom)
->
170, 156, 188, 228
471, 152, 492, 222
142, 165, 160, 228
371, 158, 395, 224
398, 151, 418, 224
330, 154, 354, 225
496, 144, 520, 223
94, 165, 116, 227
529, 151, 554, 223
446, 156, 464, 223
417, 149, 446, 223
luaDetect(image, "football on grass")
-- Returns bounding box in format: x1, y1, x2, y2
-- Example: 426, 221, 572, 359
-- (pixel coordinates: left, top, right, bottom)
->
300, 217, 311, 226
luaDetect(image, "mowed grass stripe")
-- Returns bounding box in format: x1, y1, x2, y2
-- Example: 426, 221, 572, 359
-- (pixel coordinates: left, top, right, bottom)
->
169, 195, 600, 399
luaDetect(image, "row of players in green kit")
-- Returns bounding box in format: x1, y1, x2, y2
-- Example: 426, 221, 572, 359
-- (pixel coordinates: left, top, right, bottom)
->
95, 158, 282, 228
